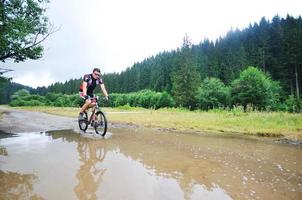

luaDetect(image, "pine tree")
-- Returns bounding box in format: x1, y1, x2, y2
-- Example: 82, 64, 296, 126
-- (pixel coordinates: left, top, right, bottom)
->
283, 15, 301, 100
172, 35, 201, 109
258, 17, 270, 72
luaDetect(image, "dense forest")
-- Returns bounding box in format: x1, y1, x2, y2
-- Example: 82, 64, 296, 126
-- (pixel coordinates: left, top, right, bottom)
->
36, 15, 301, 96
110, 15, 300, 97
1, 15, 301, 111
0, 80, 32, 104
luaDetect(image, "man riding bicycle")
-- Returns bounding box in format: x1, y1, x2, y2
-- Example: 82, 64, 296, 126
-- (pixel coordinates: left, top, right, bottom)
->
78, 67, 109, 120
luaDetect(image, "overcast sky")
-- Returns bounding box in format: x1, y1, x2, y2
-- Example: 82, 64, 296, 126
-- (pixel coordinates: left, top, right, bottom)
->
2, 0, 302, 88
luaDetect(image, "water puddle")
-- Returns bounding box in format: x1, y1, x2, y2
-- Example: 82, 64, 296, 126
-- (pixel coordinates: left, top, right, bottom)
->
0, 128, 301, 199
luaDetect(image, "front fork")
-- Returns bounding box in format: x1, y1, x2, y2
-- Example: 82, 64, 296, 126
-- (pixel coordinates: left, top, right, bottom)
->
91, 106, 99, 124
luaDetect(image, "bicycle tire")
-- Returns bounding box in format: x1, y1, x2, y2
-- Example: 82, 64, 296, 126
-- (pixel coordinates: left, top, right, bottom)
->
78, 111, 88, 131
94, 111, 107, 136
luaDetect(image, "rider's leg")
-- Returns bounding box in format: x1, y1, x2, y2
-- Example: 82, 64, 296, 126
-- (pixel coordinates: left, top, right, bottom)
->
80, 100, 92, 113
78, 100, 92, 121
90, 102, 97, 121
85, 102, 97, 126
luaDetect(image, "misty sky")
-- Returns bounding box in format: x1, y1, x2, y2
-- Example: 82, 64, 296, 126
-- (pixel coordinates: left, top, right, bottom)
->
2, 0, 302, 88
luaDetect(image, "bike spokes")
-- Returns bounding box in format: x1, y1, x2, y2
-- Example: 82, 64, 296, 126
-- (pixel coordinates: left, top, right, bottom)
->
94, 111, 107, 136
78, 112, 88, 132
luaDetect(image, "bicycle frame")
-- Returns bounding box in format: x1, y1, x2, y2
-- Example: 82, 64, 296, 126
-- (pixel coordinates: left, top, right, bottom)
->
78, 95, 108, 136
86, 99, 99, 124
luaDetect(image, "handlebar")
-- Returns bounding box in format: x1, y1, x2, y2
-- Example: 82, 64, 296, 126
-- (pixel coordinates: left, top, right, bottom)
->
88, 95, 108, 102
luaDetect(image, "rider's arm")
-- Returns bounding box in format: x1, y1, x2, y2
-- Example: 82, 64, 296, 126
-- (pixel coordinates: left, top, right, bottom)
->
100, 84, 108, 98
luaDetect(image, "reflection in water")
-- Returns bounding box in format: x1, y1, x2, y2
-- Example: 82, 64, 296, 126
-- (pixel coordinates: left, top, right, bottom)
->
0, 146, 7, 156
46, 130, 108, 199
0, 129, 301, 200
0, 131, 18, 139
0, 171, 43, 200
107, 128, 302, 200
0, 131, 17, 156
0, 132, 43, 199
108, 129, 233, 199
74, 138, 107, 200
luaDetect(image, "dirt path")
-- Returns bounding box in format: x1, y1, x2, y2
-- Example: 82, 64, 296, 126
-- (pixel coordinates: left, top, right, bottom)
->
0, 107, 77, 133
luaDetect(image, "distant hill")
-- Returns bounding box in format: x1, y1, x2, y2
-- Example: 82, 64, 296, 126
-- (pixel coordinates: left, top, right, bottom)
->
0, 81, 33, 104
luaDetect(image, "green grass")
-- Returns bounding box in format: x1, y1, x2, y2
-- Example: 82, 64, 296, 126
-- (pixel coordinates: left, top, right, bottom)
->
2, 105, 302, 140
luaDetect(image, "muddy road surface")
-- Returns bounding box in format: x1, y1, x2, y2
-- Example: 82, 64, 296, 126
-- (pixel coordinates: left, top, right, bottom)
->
0, 107, 77, 133
0, 108, 302, 200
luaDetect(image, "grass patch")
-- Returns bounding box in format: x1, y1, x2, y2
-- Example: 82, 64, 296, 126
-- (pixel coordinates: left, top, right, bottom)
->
4, 105, 302, 139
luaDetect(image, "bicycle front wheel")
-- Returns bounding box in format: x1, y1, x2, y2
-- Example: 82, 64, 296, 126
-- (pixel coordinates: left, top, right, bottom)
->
78, 111, 88, 132
94, 111, 107, 136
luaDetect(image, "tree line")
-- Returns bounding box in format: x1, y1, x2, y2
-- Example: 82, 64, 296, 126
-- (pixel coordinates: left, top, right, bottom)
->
31, 15, 301, 97
1, 15, 302, 111
9, 89, 175, 109
8, 67, 302, 112
103, 15, 301, 99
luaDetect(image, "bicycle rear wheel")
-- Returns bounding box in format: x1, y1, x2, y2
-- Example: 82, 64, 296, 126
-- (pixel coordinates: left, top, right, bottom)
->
94, 111, 107, 136
78, 111, 88, 131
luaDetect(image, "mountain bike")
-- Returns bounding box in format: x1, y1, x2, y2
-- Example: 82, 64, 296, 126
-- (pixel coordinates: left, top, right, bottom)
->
78, 96, 107, 136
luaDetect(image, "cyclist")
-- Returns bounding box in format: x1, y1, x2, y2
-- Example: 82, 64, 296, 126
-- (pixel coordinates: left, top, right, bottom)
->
78, 67, 109, 120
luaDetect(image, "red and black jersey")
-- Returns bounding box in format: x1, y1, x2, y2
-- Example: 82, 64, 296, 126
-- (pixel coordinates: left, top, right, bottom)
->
79, 74, 104, 96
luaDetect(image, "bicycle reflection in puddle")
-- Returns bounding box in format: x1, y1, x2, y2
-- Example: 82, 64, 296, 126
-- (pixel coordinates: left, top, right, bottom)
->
74, 136, 107, 200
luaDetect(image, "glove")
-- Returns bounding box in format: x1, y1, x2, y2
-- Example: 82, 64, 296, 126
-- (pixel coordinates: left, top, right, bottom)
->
105, 96, 109, 101
84, 95, 89, 100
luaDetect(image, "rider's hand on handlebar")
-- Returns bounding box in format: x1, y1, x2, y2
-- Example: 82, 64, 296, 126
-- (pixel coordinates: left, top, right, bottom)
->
105, 96, 109, 101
